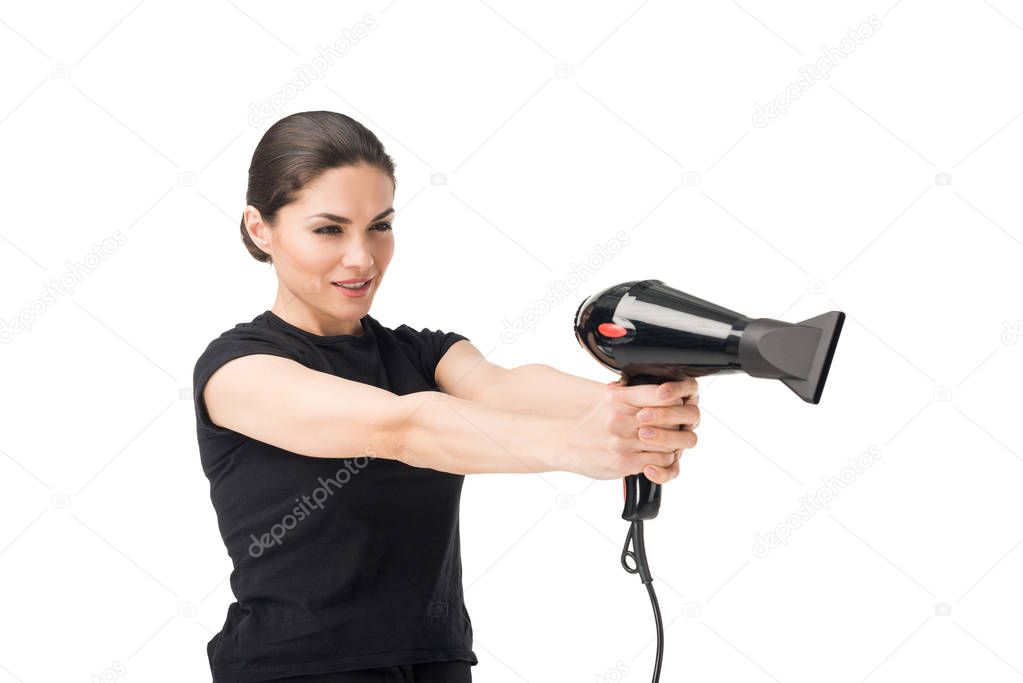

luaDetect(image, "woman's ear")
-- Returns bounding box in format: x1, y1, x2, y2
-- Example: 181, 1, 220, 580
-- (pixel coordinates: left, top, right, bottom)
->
244, 205, 272, 253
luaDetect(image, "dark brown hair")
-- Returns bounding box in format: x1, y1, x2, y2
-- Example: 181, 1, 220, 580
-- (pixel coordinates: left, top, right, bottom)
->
241, 111, 397, 263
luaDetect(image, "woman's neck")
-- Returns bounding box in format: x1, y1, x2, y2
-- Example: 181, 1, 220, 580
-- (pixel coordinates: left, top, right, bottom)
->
271, 291, 365, 337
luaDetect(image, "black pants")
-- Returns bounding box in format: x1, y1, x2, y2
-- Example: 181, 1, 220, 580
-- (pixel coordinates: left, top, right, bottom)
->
268, 660, 472, 682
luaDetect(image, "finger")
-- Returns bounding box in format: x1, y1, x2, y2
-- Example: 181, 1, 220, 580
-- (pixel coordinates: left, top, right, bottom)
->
642, 457, 681, 484
665, 378, 699, 403
637, 424, 698, 452
618, 377, 699, 408
635, 404, 700, 428
632, 449, 677, 470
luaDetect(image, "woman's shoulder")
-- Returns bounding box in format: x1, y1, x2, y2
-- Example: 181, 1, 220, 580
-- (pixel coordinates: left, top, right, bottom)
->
202, 311, 283, 347
377, 317, 470, 362
371, 313, 461, 337
194, 312, 301, 369
377, 317, 466, 347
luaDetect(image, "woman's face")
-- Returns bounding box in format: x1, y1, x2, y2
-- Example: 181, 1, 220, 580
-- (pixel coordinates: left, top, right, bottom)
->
247, 164, 395, 334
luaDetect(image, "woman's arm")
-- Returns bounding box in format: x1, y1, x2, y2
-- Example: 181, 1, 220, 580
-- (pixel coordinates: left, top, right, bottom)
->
396, 380, 696, 481
204, 353, 571, 474
204, 353, 692, 481
484, 363, 608, 418
436, 340, 609, 419
432, 342, 700, 484
391, 390, 574, 475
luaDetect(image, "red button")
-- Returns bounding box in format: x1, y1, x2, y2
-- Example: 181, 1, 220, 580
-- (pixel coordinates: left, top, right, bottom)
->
598, 322, 628, 338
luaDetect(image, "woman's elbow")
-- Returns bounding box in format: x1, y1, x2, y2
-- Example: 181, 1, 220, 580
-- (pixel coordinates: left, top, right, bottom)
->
376, 391, 449, 469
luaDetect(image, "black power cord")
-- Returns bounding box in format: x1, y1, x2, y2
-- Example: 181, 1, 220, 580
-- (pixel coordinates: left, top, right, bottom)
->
621, 520, 663, 683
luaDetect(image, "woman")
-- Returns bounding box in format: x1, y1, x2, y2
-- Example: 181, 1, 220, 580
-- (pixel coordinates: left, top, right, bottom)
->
193, 110, 700, 683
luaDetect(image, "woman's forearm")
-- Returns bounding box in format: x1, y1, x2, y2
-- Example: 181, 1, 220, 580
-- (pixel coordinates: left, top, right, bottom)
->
482, 363, 609, 419
390, 390, 571, 475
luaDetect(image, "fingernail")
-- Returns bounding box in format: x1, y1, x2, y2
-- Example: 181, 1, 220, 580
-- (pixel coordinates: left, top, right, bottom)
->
639, 427, 655, 438
637, 409, 653, 422
645, 467, 657, 478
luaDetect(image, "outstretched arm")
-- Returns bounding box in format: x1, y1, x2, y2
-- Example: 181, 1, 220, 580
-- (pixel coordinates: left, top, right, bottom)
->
201, 346, 695, 482
435, 339, 611, 419
432, 340, 700, 484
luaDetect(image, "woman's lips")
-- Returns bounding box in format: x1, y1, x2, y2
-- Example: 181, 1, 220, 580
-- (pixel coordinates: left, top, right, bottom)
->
332, 277, 373, 297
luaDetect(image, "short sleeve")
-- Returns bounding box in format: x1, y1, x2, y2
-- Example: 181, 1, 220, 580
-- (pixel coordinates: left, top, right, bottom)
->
192, 332, 301, 434
398, 326, 469, 390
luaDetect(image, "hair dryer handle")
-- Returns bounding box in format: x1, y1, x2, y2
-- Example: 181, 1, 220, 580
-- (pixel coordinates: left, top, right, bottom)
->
623, 473, 661, 521
620, 373, 669, 521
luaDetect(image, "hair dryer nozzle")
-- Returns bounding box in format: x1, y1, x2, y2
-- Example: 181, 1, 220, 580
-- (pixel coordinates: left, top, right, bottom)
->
738, 311, 845, 404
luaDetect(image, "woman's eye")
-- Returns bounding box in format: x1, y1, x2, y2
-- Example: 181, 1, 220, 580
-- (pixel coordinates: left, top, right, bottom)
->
315, 222, 391, 235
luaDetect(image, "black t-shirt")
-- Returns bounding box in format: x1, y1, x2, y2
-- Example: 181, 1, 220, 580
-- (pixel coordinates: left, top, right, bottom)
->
192, 309, 477, 683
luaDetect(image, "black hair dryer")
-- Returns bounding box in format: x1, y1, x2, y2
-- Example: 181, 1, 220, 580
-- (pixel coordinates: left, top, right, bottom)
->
574, 279, 845, 521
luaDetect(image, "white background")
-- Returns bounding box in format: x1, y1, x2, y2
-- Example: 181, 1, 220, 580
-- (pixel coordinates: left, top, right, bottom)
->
1, 1, 1021, 681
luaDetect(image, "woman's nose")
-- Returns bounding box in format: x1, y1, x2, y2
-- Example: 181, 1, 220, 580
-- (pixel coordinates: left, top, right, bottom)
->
343, 242, 374, 269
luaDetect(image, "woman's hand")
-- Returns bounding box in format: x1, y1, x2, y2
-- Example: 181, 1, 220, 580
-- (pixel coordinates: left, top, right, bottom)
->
559, 377, 700, 482
637, 383, 700, 484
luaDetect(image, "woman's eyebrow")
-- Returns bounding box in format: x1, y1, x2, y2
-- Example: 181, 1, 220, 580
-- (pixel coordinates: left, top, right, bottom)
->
307, 208, 394, 224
